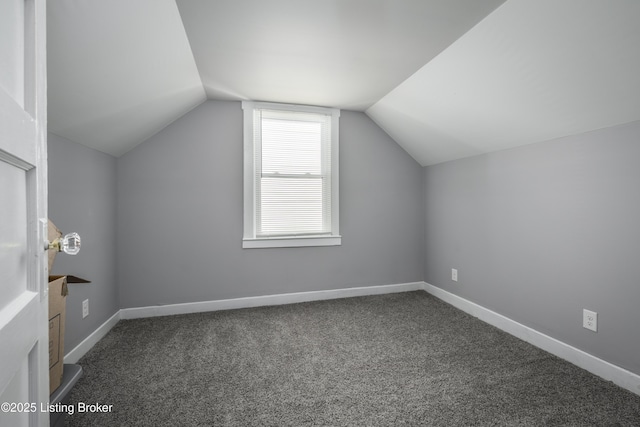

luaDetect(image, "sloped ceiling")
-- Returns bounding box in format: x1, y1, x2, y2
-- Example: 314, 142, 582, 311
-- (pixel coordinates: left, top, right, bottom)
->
367, 0, 640, 165
47, 0, 504, 157
175, 0, 504, 111
47, 0, 640, 164
47, 0, 206, 157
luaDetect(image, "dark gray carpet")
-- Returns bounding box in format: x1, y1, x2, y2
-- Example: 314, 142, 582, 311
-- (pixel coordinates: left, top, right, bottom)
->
67, 291, 640, 426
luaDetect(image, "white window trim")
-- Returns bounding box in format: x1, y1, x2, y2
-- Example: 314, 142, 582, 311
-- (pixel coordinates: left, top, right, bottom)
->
242, 101, 341, 249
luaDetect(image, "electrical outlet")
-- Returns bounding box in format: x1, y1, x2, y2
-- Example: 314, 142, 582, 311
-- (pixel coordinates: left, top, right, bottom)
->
451, 268, 458, 282
82, 299, 89, 319
583, 309, 597, 332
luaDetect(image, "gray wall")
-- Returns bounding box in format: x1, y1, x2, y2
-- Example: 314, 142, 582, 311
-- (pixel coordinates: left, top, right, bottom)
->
48, 133, 119, 353
117, 100, 424, 308
423, 120, 640, 375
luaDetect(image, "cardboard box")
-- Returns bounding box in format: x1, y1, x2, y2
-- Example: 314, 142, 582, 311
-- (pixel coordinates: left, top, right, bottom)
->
47, 220, 89, 394
48, 275, 67, 394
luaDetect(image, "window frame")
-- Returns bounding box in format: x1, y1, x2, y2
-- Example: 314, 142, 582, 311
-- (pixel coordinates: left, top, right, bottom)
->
242, 101, 341, 249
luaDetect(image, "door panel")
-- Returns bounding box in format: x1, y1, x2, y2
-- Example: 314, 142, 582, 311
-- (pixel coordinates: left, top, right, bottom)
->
0, 357, 30, 427
0, 162, 27, 313
0, 0, 25, 108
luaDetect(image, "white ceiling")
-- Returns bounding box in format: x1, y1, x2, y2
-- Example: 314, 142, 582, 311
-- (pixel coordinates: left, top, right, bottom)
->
175, 0, 504, 111
367, 0, 640, 165
47, 0, 640, 164
47, 0, 504, 157
47, 0, 205, 157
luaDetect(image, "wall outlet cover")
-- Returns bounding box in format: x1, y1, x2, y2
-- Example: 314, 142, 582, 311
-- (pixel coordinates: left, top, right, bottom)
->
583, 309, 597, 332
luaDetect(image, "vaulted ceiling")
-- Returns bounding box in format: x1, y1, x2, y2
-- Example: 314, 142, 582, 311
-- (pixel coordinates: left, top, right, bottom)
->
48, 0, 640, 165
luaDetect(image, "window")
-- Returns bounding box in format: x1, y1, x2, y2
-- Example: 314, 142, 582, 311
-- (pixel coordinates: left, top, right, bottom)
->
242, 101, 340, 248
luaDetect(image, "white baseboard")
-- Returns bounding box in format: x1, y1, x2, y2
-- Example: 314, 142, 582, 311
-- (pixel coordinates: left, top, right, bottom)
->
64, 310, 121, 364
422, 282, 640, 397
120, 281, 424, 320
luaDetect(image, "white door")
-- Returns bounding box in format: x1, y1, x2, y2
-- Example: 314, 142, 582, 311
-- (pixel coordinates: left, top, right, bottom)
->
0, 0, 49, 426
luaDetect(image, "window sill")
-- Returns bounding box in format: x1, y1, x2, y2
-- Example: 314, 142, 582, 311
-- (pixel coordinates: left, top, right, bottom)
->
242, 235, 342, 249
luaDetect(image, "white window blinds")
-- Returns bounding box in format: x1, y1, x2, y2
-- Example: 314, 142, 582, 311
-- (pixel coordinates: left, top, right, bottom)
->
254, 108, 332, 237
